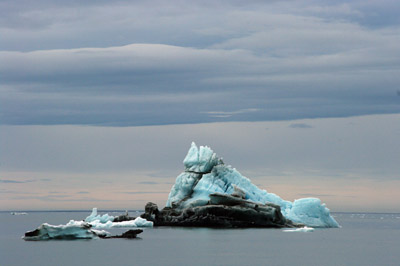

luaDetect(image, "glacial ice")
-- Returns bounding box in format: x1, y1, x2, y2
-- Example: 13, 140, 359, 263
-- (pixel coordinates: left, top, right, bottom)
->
23, 209, 153, 240
23, 220, 110, 240
166, 142, 339, 228
84, 208, 114, 223
183, 142, 221, 173
89, 217, 153, 229
283, 226, 315, 232
84, 208, 153, 228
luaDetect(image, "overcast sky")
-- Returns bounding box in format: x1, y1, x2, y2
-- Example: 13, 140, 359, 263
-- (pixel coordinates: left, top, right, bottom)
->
1, 0, 400, 212
1, 0, 400, 126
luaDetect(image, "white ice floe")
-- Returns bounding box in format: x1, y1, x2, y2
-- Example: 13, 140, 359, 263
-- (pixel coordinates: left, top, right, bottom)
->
167, 142, 340, 228
84, 208, 153, 228
283, 226, 315, 233
89, 217, 153, 229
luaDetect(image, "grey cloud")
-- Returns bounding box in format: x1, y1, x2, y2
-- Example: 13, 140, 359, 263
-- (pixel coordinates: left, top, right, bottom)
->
1, 1, 399, 52
297, 193, 336, 197
45, 194, 69, 198
11, 195, 111, 202
297, 193, 356, 198
1, 42, 400, 126
0, 179, 33, 183
201, 108, 259, 118
289, 123, 313, 129
1, 1, 400, 126
0, 189, 38, 194
0, 179, 51, 183
146, 171, 180, 179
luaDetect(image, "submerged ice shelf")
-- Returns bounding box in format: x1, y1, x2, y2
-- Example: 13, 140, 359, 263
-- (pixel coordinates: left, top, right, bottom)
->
166, 142, 339, 228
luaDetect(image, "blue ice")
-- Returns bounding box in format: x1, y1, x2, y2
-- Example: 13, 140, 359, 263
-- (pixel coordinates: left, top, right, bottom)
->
167, 142, 339, 228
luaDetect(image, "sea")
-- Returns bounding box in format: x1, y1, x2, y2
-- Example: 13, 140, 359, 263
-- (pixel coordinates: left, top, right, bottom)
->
1, 211, 399, 266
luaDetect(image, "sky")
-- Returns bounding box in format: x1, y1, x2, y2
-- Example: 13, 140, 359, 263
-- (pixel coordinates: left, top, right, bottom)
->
1, 0, 400, 212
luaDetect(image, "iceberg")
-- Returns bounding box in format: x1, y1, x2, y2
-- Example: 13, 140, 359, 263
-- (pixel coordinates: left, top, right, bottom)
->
23, 209, 153, 240
164, 142, 339, 228
23, 220, 110, 240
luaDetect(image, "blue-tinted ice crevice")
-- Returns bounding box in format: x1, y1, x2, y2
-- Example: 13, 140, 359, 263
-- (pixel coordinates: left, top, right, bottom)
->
166, 142, 339, 228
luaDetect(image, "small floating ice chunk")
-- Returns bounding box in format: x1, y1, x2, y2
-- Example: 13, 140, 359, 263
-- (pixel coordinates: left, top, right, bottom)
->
89, 217, 153, 229
23, 209, 153, 240
283, 226, 315, 233
11, 212, 28, 215
23, 220, 110, 240
85, 208, 114, 223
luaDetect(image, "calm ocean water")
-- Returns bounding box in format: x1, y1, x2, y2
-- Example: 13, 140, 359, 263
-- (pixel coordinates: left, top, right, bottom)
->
1, 211, 399, 266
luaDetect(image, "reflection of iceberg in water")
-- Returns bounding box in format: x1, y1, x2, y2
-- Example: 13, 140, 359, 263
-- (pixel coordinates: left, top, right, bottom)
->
166, 142, 339, 228
23, 209, 153, 240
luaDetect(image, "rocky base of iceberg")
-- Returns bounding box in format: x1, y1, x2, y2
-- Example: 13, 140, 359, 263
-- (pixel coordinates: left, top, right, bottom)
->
141, 193, 303, 228
112, 211, 138, 222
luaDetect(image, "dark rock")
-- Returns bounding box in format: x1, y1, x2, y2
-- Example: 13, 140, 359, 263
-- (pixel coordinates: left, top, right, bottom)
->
102, 229, 143, 239
141, 202, 160, 222
118, 229, 143, 238
24, 228, 41, 237
113, 210, 137, 222
141, 193, 302, 228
